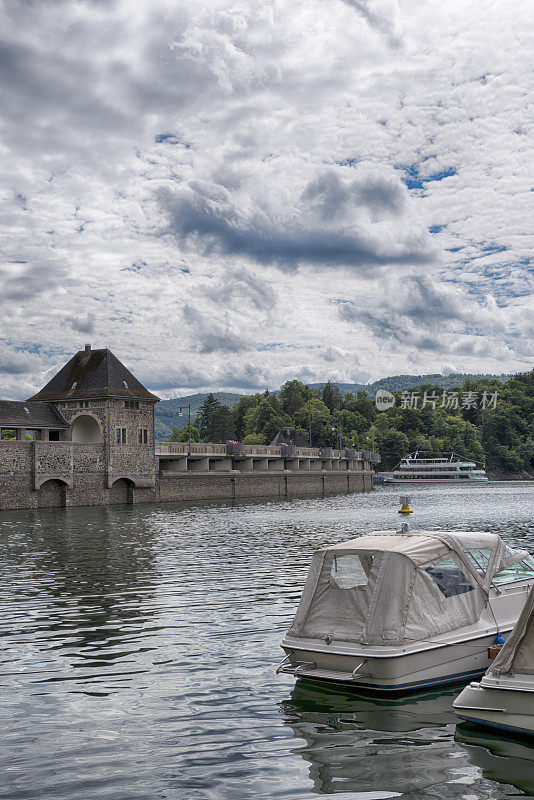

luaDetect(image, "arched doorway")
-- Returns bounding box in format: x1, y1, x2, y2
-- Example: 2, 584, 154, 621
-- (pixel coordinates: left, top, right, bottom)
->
71, 414, 102, 443
38, 479, 68, 508
109, 478, 134, 505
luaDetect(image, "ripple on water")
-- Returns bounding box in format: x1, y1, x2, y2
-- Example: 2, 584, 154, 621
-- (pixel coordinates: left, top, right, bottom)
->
0, 483, 533, 799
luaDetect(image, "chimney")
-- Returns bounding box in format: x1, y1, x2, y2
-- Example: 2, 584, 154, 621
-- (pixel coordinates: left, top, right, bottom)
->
84, 344, 91, 356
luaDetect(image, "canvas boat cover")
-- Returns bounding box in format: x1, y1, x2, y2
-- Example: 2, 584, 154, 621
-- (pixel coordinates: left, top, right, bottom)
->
288, 530, 529, 646
491, 584, 534, 676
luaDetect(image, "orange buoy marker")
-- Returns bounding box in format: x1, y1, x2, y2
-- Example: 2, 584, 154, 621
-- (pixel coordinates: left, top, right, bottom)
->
398, 495, 413, 515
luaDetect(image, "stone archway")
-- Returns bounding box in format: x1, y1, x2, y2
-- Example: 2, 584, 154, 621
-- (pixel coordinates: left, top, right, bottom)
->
109, 478, 134, 505
38, 479, 68, 508
70, 414, 103, 443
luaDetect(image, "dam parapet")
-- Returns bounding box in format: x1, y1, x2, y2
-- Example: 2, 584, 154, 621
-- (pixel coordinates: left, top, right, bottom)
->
156, 442, 379, 474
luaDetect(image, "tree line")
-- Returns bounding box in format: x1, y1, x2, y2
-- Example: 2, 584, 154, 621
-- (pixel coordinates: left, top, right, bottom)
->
167, 370, 533, 474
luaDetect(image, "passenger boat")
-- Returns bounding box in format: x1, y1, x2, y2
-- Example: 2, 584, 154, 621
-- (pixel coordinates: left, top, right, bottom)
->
453, 583, 534, 735
277, 526, 534, 692
384, 453, 488, 483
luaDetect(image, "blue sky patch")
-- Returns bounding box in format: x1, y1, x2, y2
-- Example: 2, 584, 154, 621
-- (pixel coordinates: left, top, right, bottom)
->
402, 164, 456, 190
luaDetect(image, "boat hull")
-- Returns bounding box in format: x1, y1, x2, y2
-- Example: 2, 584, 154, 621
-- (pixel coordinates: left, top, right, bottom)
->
384, 477, 489, 484
279, 630, 507, 693
453, 682, 534, 736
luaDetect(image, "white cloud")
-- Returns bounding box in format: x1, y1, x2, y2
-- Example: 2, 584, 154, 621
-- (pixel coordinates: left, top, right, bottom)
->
0, 0, 532, 400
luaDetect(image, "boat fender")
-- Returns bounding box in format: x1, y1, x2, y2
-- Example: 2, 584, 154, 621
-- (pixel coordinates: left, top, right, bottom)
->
488, 633, 505, 659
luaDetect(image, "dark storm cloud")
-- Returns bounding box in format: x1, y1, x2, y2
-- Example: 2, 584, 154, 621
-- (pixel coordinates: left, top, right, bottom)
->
158, 177, 435, 271
216, 361, 271, 390
200, 267, 277, 311
0, 261, 74, 303
337, 273, 511, 358
183, 303, 251, 354
303, 169, 406, 220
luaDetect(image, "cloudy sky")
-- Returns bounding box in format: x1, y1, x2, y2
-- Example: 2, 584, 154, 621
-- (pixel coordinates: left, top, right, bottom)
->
1, 0, 533, 399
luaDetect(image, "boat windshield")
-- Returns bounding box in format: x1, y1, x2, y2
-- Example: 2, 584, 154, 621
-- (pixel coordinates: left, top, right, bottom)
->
493, 554, 534, 585
464, 547, 492, 577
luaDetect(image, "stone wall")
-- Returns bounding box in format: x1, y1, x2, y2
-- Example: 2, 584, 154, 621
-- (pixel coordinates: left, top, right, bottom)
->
108, 399, 156, 481
0, 465, 373, 510
0, 434, 374, 510
158, 470, 372, 502
49, 397, 156, 487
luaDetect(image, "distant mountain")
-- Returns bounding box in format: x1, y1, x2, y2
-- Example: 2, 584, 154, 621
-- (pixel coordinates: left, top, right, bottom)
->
311, 373, 512, 398
155, 374, 513, 440
155, 392, 244, 441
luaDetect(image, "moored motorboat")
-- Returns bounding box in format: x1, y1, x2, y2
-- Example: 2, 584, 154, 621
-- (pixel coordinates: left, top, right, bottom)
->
453, 583, 534, 735
278, 525, 534, 692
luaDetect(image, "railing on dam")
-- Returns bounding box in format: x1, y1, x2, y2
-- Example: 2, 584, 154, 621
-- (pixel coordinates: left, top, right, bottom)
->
155, 441, 380, 475
155, 442, 380, 459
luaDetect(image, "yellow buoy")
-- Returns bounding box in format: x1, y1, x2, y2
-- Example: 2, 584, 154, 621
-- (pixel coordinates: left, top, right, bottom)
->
398, 495, 413, 515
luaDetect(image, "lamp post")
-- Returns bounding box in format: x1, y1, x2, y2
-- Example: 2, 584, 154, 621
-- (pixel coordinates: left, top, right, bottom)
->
179, 403, 192, 456
331, 421, 342, 453
308, 397, 312, 446
366, 425, 376, 453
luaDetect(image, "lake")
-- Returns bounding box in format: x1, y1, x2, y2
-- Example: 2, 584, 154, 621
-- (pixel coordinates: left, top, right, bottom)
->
0, 482, 533, 799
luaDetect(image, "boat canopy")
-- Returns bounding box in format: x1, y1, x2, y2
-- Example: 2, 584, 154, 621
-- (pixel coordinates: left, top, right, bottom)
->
288, 530, 529, 646
491, 585, 534, 676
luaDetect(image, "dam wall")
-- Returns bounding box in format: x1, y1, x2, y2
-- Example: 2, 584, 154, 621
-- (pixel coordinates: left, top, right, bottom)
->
0, 441, 378, 510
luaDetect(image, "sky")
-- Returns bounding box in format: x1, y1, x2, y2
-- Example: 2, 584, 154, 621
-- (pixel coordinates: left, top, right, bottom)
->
1, 0, 533, 400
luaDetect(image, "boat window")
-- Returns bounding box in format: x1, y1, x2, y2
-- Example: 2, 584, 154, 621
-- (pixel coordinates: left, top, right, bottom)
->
464, 548, 492, 577
493, 555, 534, 585
330, 554, 372, 589
424, 556, 475, 598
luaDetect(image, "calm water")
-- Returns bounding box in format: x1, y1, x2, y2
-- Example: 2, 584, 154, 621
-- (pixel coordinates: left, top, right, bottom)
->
0, 483, 533, 800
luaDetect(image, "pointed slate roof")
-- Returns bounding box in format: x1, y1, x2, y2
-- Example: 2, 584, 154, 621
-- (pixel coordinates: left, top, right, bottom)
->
27, 347, 160, 402
0, 401, 70, 429
270, 428, 309, 447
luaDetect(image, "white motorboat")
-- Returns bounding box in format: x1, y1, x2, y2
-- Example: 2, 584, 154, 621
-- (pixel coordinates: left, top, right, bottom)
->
385, 452, 488, 483
277, 526, 534, 692
453, 582, 534, 735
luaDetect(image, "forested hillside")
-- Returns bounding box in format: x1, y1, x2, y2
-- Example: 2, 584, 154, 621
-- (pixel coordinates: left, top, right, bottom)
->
161, 371, 533, 477
155, 392, 243, 441
155, 372, 511, 439
310, 373, 510, 397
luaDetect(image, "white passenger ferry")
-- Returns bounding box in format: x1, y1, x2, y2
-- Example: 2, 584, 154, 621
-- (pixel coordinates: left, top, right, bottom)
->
385, 453, 488, 483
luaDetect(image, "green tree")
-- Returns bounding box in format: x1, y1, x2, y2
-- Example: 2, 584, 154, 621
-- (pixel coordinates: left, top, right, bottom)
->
377, 430, 410, 470
207, 406, 235, 443
322, 381, 342, 413
279, 380, 310, 415
231, 394, 263, 440
168, 424, 201, 443
353, 390, 376, 422
244, 399, 290, 442
243, 433, 267, 445
294, 397, 331, 446
196, 394, 223, 440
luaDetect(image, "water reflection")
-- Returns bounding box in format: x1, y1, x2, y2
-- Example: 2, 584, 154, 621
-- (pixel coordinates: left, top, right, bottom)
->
281, 680, 462, 795
456, 723, 534, 795
0, 505, 158, 692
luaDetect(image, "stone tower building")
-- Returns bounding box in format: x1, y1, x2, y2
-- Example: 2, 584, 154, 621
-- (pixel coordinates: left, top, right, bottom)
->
25, 344, 159, 501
